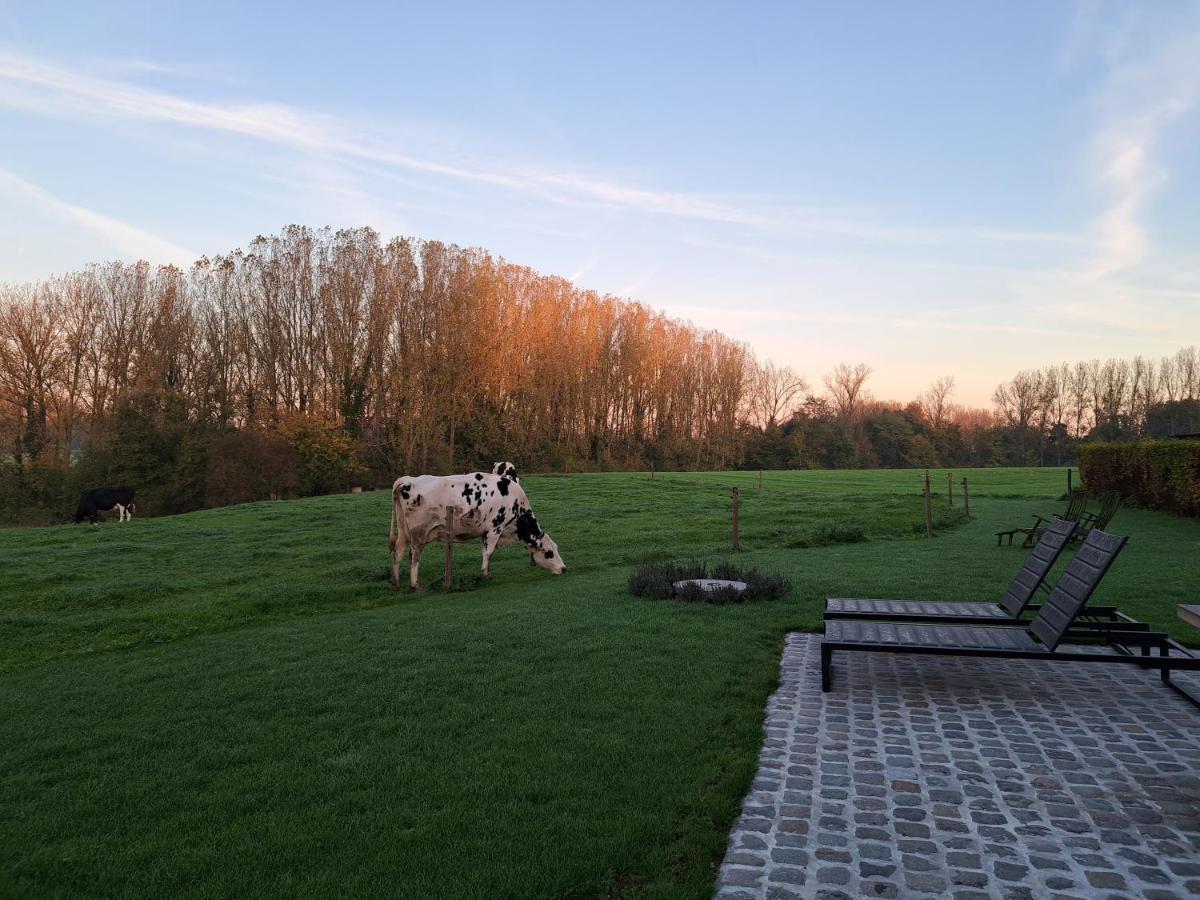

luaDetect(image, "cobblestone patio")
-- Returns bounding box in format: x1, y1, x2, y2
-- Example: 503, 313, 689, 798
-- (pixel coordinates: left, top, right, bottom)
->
716, 634, 1200, 899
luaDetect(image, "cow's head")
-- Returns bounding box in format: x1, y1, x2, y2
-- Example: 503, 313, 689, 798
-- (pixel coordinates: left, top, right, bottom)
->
492, 461, 519, 482
515, 510, 566, 575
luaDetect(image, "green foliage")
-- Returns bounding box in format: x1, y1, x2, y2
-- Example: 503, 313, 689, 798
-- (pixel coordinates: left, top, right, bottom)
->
911, 503, 971, 534
1079, 440, 1200, 516
203, 429, 301, 507
868, 411, 916, 468
1143, 400, 1200, 439
787, 523, 867, 548
0, 458, 69, 525
276, 414, 364, 496
627, 559, 791, 603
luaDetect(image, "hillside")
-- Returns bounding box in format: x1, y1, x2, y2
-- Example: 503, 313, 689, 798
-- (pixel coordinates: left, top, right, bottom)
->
2, 468, 1197, 898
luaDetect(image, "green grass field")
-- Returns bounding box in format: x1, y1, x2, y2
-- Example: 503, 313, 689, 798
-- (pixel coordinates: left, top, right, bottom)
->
3, 468, 1198, 898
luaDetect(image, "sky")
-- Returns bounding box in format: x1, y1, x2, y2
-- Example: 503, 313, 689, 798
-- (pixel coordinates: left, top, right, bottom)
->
1, 1, 1198, 407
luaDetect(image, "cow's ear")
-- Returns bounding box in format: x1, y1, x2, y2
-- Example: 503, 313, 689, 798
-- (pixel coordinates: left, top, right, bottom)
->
516, 510, 542, 544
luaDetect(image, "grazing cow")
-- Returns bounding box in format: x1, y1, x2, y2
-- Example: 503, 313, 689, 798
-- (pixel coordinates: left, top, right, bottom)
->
491, 461, 519, 481
74, 487, 136, 524
389, 471, 565, 589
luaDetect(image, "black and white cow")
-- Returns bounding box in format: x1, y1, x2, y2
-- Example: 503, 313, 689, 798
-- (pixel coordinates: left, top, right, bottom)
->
74, 487, 136, 524
388, 471, 564, 589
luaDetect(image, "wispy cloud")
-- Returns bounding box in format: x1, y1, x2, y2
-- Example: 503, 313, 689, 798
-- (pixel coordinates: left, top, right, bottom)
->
90, 57, 243, 85
658, 303, 1074, 338
1078, 14, 1200, 280
619, 270, 657, 297
569, 255, 599, 282
0, 52, 777, 226
0, 51, 1084, 248
0, 165, 196, 266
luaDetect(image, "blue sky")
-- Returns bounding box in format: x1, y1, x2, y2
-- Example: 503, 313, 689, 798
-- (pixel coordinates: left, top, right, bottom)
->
2, 1, 1198, 405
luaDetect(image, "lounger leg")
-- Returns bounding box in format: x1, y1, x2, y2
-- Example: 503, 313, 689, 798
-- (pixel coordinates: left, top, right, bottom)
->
1160, 643, 1171, 685
821, 644, 833, 691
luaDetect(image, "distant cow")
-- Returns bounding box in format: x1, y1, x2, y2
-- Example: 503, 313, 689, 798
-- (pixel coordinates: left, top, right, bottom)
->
74, 487, 136, 524
491, 461, 519, 481
388, 471, 564, 589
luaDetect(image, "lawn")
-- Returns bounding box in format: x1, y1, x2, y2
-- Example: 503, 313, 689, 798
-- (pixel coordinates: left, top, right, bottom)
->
2, 467, 1197, 898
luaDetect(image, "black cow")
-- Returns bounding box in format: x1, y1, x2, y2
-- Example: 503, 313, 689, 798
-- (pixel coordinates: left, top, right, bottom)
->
74, 487, 136, 524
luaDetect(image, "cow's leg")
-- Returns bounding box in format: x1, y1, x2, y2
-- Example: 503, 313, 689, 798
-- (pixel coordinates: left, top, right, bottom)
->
390, 529, 408, 588
115, 504, 125, 522
481, 531, 501, 577
409, 543, 424, 590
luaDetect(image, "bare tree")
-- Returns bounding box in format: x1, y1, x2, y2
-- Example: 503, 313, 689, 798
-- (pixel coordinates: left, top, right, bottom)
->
749, 360, 807, 428
918, 375, 955, 429
824, 362, 873, 425
992, 369, 1044, 462
1066, 361, 1092, 439
1176, 346, 1199, 400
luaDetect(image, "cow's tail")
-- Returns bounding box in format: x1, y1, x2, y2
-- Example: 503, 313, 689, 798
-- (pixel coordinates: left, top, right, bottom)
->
388, 483, 410, 553
388, 486, 399, 553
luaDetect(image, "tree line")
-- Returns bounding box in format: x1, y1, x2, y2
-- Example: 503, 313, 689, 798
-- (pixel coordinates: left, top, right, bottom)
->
1, 226, 749, 521
990, 349, 1200, 465
743, 349, 1200, 473
1, 224, 1196, 522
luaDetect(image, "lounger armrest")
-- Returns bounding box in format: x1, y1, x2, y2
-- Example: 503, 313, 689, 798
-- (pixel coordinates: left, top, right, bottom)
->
1026, 604, 1134, 621
1072, 620, 1150, 632
1099, 629, 1172, 646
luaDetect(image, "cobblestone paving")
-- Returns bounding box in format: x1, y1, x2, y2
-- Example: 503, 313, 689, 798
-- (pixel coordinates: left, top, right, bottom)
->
715, 634, 1200, 899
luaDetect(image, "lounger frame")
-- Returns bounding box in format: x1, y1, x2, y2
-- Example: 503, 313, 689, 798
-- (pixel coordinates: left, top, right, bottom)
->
820, 529, 1200, 709
825, 519, 1100, 628
820, 628, 1200, 708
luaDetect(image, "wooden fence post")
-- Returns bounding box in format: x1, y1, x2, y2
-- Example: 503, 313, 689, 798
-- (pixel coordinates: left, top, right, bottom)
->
731, 486, 741, 552
947, 472, 954, 506
923, 470, 934, 538
1067, 468, 1073, 495
962, 477, 970, 518
758, 469, 763, 490
443, 507, 455, 589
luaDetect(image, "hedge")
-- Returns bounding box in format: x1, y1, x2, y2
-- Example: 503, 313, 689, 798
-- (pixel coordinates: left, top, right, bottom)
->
1078, 440, 1200, 516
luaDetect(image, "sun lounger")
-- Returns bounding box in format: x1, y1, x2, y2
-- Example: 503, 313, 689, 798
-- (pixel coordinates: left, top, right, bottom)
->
828, 517, 1076, 624
821, 530, 1200, 708
825, 522, 1144, 634
995, 491, 1086, 546
1075, 490, 1121, 541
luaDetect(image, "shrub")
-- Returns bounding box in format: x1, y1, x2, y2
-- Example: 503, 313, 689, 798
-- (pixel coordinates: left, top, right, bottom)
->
275, 414, 364, 496
1078, 440, 1200, 516
787, 523, 866, 549
204, 430, 301, 507
627, 560, 790, 604
911, 505, 970, 534
0, 458, 69, 525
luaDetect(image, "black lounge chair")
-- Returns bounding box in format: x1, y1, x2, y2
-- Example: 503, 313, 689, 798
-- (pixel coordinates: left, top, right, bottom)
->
821, 529, 1200, 708
995, 492, 1086, 547
825, 521, 1144, 634
829, 517, 1074, 623
1075, 490, 1121, 541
